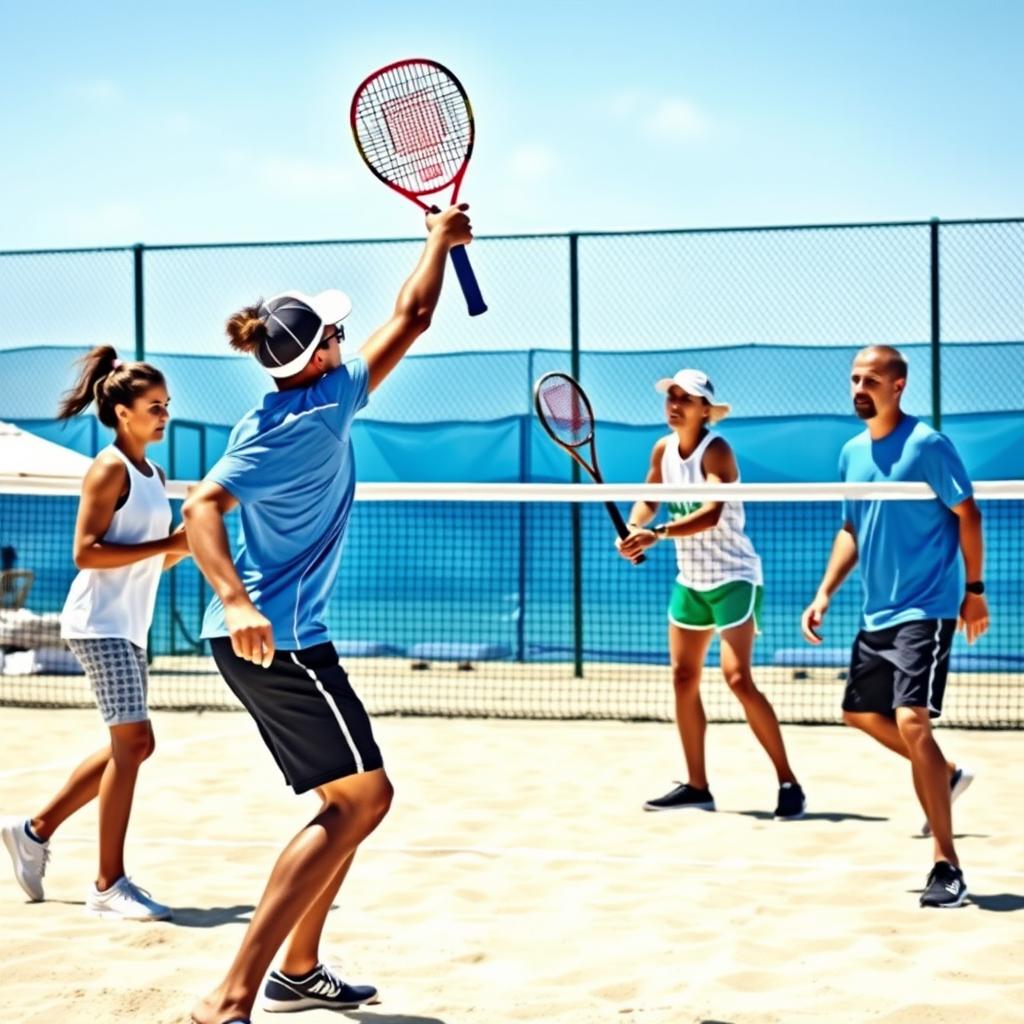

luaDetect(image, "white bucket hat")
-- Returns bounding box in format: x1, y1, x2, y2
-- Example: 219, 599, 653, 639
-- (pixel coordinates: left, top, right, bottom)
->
654, 368, 731, 423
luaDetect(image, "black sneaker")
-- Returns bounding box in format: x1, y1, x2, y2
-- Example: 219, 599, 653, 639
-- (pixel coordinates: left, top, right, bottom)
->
643, 782, 715, 812
920, 861, 968, 908
774, 782, 807, 821
262, 963, 378, 1012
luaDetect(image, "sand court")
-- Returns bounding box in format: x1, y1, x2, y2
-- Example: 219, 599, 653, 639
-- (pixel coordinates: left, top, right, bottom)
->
1, 707, 1022, 1024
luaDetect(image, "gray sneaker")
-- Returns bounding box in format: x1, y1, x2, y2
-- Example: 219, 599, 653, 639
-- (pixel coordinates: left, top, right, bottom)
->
1, 817, 50, 902
86, 876, 172, 921
921, 766, 975, 837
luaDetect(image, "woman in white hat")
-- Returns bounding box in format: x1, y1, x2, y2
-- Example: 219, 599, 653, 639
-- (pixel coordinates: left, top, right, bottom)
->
617, 369, 806, 820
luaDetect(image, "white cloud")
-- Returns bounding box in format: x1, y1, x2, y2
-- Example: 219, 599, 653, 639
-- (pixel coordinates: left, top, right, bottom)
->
69, 78, 122, 105
643, 97, 707, 142
507, 144, 558, 183
607, 91, 710, 144
163, 112, 195, 136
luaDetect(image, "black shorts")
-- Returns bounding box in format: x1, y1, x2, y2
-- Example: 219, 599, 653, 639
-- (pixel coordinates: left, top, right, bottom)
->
842, 619, 956, 719
210, 637, 383, 794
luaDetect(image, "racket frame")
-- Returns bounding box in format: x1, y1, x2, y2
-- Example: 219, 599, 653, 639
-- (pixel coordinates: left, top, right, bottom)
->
533, 371, 644, 561
350, 58, 486, 316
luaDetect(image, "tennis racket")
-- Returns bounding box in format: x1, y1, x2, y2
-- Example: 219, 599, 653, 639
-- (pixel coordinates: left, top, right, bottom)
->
350, 58, 486, 317
534, 371, 644, 564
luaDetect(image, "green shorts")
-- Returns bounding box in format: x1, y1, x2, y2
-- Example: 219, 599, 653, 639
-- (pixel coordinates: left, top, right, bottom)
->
668, 580, 763, 633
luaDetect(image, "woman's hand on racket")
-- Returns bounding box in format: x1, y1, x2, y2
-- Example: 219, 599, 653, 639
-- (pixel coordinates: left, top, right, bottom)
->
616, 527, 657, 565
225, 597, 275, 668
800, 594, 830, 645
426, 203, 473, 248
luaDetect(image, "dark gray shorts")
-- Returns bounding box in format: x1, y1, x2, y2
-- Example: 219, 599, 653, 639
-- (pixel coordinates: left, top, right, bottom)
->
843, 619, 956, 719
210, 638, 383, 794
66, 638, 149, 726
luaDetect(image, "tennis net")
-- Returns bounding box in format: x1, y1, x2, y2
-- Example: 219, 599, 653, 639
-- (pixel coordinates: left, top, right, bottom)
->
1, 479, 1021, 726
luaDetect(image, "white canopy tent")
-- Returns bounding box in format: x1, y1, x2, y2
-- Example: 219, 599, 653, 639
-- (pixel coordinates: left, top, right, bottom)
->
0, 422, 87, 661
0, 421, 94, 493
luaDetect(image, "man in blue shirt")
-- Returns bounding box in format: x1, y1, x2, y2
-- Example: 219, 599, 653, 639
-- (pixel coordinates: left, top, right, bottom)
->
800, 345, 988, 909
183, 205, 473, 1024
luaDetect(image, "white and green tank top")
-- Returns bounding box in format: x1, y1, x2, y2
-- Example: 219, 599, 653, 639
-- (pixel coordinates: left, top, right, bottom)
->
659, 431, 762, 590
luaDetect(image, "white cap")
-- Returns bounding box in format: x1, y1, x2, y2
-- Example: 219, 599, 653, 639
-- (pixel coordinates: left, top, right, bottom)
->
257, 289, 353, 379
654, 369, 731, 423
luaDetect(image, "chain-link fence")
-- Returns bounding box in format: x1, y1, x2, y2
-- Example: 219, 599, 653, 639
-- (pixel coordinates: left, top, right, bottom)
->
1, 218, 1022, 480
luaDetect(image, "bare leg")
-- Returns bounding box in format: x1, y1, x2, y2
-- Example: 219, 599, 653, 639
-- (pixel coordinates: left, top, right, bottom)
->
842, 710, 956, 818
31, 745, 113, 841
278, 848, 356, 976
191, 768, 393, 1024
95, 721, 155, 890
667, 624, 714, 789
894, 707, 958, 866
719, 620, 796, 784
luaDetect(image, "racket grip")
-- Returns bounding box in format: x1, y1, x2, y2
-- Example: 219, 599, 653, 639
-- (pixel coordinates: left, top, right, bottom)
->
606, 501, 646, 566
449, 244, 487, 316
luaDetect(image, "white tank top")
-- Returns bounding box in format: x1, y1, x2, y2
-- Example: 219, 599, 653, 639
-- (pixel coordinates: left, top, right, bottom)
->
61, 446, 172, 650
660, 432, 763, 590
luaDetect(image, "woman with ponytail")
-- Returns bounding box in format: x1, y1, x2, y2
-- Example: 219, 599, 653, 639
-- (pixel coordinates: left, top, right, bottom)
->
1, 346, 190, 921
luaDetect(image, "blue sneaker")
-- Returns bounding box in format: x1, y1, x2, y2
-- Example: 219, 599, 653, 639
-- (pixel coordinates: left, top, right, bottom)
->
262, 963, 378, 1013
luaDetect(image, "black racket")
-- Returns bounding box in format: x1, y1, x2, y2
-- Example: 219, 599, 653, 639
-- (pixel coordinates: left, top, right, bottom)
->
534, 371, 644, 564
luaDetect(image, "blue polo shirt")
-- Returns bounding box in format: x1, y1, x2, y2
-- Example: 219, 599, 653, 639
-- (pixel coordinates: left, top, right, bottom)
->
840, 414, 972, 631
200, 356, 369, 650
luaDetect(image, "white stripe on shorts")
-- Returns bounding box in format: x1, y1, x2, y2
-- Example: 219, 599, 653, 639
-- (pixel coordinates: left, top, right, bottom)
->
289, 652, 365, 773
926, 621, 943, 714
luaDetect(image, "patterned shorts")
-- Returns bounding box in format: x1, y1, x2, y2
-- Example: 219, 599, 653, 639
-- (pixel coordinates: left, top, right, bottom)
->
66, 638, 149, 726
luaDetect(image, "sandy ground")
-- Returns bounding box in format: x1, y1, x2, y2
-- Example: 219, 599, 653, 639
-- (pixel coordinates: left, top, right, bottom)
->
0, 708, 1021, 1024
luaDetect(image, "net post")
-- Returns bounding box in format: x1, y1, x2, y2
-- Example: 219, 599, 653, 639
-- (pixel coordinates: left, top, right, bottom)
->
516, 415, 528, 662
133, 242, 146, 362
929, 218, 941, 430
569, 232, 584, 678
168, 423, 179, 654
569, 232, 580, 392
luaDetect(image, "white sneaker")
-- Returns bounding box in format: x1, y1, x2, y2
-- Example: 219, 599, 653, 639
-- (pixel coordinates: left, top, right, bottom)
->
86, 876, 172, 921
1, 817, 50, 902
921, 766, 975, 837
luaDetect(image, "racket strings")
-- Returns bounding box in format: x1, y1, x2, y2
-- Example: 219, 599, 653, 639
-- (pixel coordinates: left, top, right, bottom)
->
354, 62, 471, 193
538, 378, 593, 447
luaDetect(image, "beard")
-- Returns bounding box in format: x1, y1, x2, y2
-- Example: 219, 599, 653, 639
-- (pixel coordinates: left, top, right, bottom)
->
854, 398, 877, 419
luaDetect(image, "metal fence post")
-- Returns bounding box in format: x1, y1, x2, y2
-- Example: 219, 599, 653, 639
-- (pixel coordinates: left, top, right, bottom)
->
133, 243, 145, 362
569, 233, 583, 678
929, 219, 941, 429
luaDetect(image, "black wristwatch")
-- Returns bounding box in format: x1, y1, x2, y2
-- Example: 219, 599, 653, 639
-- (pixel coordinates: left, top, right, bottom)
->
965, 581, 985, 595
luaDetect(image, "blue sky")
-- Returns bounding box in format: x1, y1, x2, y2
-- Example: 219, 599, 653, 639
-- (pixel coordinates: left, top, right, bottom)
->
1, 0, 1021, 250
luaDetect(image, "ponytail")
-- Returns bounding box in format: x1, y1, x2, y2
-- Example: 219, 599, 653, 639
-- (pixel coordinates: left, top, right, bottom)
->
226, 301, 269, 355
58, 346, 166, 428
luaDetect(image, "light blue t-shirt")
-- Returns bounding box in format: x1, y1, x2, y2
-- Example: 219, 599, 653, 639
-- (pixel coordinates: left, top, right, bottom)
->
840, 414, 972, 631
200, 357, 370, 650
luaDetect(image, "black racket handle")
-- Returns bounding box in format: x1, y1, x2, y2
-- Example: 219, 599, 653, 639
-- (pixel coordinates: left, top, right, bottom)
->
605, 501, 646, 566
